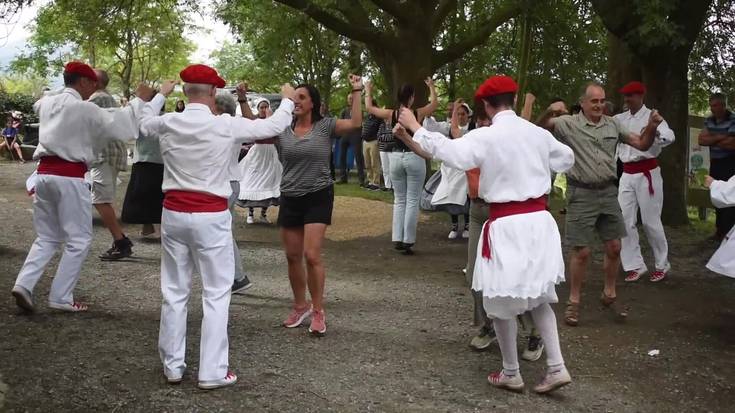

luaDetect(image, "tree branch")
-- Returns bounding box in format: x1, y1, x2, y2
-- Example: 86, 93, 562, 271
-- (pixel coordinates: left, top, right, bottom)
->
432, 0, 457, 36
274, 0, 389, 48
367, 0, 413, 23
432, 0, 523, 69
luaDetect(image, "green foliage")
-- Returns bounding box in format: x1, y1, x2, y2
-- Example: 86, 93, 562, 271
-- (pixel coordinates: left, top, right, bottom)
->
689, 0, 735, 113
214, 0, 347, 111
0, 90, 37, 122
10, 0, 195, 96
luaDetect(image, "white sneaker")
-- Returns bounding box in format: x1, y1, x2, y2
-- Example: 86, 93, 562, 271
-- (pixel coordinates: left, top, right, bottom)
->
533, 367, 572, 394
461, 229, 469, 239
448, 229, 459, 239
488, 371, 525, 392
198, 370, 238, 390
48, 301, 89, 312
258, 215, 270, 224
246, 215, 254, 224
11, 285, 34, 312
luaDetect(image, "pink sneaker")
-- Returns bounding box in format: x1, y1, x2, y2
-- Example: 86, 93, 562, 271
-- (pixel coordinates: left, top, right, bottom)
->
283, 303, 312, 328
308, 308, 327, 336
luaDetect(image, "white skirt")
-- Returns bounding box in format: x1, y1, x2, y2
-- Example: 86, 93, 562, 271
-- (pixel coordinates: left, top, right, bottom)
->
707, 227, 735, 279
237, 144, 282, 201
472, 210, 565, 319
431, 163, 468, 207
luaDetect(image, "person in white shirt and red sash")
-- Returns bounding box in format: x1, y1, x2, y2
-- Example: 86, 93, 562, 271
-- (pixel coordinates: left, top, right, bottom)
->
138, 64, 295, 390
705, 174, 735, 278
11, 61, 141, 313
614, 81, 675, 283
394, 75, 575, 394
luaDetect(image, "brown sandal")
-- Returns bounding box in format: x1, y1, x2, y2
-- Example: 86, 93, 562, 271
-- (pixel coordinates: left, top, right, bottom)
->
564, 301, 579, 326
600, 293, 628, 322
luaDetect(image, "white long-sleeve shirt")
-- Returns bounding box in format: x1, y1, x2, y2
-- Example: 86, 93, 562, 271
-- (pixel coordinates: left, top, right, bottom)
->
32, 88, 140, 165
711, 176, 735, 209
411, 110, 575, 203
614, 104, 675, 163
139, 93, 294, 198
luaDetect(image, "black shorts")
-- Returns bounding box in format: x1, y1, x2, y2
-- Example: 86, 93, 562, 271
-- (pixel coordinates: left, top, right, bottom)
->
277, 185, 334, 228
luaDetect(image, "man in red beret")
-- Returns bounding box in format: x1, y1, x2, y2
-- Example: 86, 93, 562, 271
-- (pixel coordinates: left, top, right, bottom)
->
395, 75, 575, 395
539, 81, 665, 328
615, 81, 675, 284
138, 63, 296, 390
11, 61, 148, 313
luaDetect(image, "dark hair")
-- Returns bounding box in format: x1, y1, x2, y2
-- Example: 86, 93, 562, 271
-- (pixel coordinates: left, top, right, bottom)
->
397, 83, 415, 107
571, 103, 582, 114
710, 92, 727, 104
63, 72, 83, 86
295, 83, 323, 123
484, 92, 515, 109
550, 97, 565, 104
257, 100, 269, 109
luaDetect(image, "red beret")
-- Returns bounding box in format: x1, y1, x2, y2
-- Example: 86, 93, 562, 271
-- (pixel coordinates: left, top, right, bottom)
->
63, 61, 97, 82
619, 81, 646, 95
474, 75, 518, 100
179, 64, 226, 88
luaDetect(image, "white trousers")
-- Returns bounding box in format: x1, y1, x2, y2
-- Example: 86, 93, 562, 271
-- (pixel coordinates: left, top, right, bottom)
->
618, 167, 669, 272
14, 174, 93, 305
158, 208, 234, 381
379, 151, 392, 189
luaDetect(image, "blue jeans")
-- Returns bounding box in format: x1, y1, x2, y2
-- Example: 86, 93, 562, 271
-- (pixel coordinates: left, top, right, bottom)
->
389, 151, 426, 244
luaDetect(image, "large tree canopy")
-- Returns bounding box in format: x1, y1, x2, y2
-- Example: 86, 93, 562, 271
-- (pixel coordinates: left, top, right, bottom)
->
10, 0, 194, 97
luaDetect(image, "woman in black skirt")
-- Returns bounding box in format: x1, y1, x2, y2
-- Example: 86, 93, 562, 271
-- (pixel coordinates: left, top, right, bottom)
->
121, 105, 165, 238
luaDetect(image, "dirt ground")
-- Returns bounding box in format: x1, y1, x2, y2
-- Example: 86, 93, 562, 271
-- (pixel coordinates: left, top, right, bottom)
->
1, 161, 734, 413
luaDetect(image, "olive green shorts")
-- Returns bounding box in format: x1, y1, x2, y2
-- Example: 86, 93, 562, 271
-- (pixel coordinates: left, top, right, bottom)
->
564, 184, 626, 247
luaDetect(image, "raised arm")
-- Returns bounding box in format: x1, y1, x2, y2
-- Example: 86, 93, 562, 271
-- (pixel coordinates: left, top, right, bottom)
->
416, 77, 438, 121
137, 81, 174, 139
335, 74, 364, 136
656, 118, 675, 146
546, 131, 575, 173
520, 93, 536, 121
231, 84, 295, 143
236, 82, 256, 120
622, 109, 663, 151
364, 81, 393, 120
397, 107, 481, 170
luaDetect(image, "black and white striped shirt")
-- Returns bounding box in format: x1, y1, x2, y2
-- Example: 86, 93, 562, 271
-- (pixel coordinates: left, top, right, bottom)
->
279, 117, 337, 197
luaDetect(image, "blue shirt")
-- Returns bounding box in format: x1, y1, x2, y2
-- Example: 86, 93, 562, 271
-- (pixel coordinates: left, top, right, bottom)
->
2, 127, 18, 138
704, 111, 735, 159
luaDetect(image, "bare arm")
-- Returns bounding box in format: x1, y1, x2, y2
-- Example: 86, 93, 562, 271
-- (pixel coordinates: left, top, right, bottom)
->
392, 125, 434, 160
416, 77, 438, 120
623, 110, 663, 151
718, 136, 735, 150
334, 74, 364, 136
364, 81, 393, 120
520, 93, 536, 121
236, 82, 256, 120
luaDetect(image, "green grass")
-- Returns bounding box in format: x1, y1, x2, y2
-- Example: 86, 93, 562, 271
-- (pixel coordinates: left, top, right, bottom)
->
333, 181, 394, 203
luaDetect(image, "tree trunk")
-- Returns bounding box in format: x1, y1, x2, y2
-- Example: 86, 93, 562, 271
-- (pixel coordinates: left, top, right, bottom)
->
515, 13, 532, 112
606, 32, 641, 112
641, 51, 690, 226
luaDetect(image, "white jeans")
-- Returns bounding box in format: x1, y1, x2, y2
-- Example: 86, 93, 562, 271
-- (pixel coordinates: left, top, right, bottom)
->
390, 151, 426, 244
14, 174, 93, 306
379, 151, 392, 189
159, 208, 234, 381
618, 167, 669, 272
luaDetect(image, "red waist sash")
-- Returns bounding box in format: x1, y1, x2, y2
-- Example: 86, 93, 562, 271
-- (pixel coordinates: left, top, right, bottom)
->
481, 195, 548, 259
163, 190, 228, 213
623, 158, 658, 195
37, 156, 87, 178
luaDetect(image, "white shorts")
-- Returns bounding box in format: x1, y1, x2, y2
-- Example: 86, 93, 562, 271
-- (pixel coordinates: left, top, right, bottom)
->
90, 163, 119, 204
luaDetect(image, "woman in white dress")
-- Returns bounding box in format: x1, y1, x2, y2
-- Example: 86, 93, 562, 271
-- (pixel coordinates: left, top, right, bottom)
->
237, 98, 282, 224
705, 174, 735, 278
431, 101, 472, 239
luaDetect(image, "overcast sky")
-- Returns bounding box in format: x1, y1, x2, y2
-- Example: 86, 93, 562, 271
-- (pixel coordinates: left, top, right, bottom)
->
0, 0, 231, 71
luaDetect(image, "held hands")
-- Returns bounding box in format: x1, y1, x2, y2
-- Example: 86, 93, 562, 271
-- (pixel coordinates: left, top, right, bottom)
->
349, 74, 363, 91
159, 80, 177, 97
704, 175, 715, 188
648, 109, 664, 127
236, 82, 248, 99
424, 77, 435, 90
134, 82, 156, 102
280, 83, 296, 100
392, 124, 411, 143
397, 107, 422, 133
